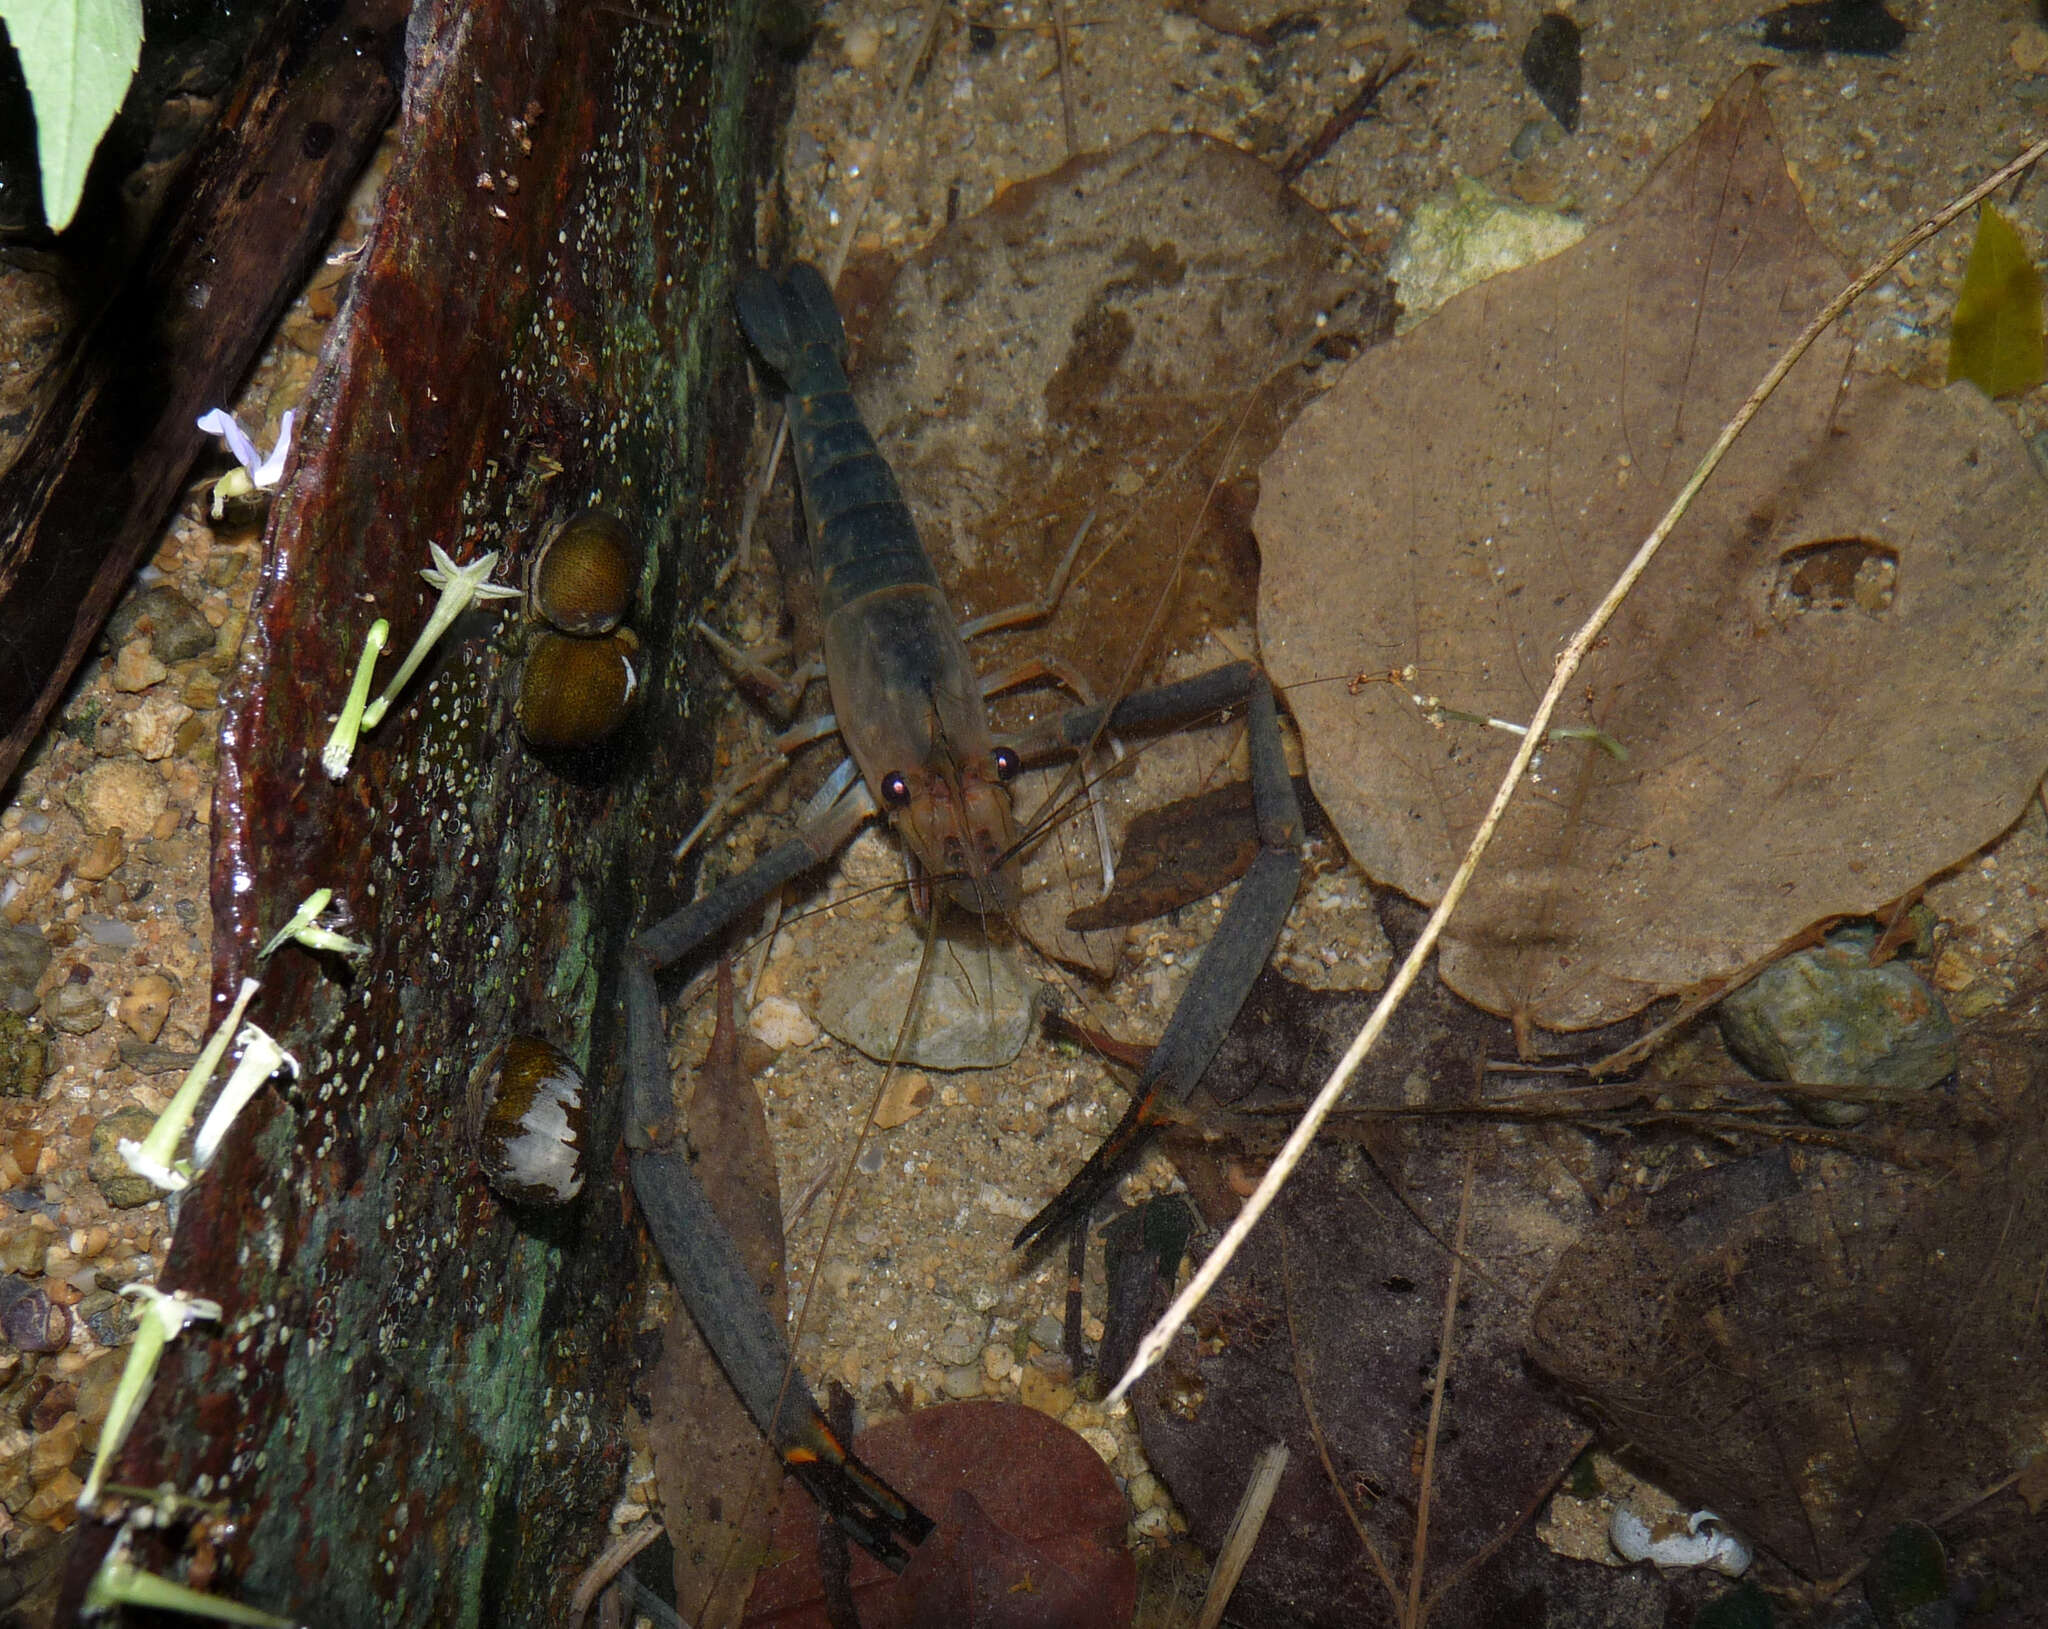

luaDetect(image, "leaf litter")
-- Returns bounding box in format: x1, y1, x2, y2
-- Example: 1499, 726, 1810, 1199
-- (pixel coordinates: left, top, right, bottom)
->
652, 963, 791, 1627
706, 57, 2048, 1628
1258, 68, 2048, 1033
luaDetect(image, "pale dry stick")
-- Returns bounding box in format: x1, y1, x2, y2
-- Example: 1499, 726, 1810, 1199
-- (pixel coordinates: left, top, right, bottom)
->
1407, 1150, 1474, 1629
565, 1519, 663, 1629
1107, 131, 2048, 1408
1051, 0, 1079, 155
1193, 1442, 1291, 1629
715, 0, 949, 590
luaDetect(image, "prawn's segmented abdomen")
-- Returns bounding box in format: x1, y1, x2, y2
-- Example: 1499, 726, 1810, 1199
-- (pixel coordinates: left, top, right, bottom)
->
734, 266, 940, 616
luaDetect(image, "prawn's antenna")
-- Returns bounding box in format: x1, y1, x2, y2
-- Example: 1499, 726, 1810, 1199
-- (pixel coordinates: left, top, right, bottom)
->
1018, 336, 1313, 850
765, 875, 944, 1528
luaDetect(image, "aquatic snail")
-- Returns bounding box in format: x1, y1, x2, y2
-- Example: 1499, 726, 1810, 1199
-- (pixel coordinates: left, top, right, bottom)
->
527, 508, 640, 636
471, 1036, 589, 1206
514, 508, 644, 749
515, 627, 640, 750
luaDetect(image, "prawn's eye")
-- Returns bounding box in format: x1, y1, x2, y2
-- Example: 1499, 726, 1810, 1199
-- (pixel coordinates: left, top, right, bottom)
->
992, 747, 1020, 783
880, 772, 912, 808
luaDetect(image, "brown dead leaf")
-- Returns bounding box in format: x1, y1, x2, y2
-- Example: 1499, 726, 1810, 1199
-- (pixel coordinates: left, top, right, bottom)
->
652, 964, 788, 1629
741, 1401, 1134, 1629
1530, 993, 2048, 1577
2014, 1452, 2048, 1517
1257, 69, 2048, 1030
852, 131, 1387, 707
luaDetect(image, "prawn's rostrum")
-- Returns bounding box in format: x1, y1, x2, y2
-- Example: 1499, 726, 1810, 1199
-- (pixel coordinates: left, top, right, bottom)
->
1609, 1505, 1751, 1575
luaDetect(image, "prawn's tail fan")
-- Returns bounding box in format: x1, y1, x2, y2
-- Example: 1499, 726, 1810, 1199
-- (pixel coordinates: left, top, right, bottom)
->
734, 262, 849, 380
780, 1411, 937, 1573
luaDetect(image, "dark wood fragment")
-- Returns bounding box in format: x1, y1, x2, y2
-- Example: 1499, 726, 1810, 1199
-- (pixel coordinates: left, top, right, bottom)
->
0, 0, 407, 796
1521, 11, 1582, 132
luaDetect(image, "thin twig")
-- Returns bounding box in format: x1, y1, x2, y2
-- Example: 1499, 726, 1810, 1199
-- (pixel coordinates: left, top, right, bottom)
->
1051, 0, 1079, 155
1422, 1428, 1592, 1620
1406, 1150, 1474, 1627
1279, 51, 1410, 186
1107, 130, 2048, 1407
566, 1520, 663, 1628
1194, 1442, 1291, 1629
1587, 914, 1846, 1077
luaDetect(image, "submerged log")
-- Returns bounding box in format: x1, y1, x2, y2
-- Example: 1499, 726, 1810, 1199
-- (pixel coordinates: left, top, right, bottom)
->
58, 0, 785, 1620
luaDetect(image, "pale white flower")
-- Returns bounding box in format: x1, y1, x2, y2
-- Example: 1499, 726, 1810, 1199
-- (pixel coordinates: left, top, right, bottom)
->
196, 408, 297, 517
359, 543, 522, 731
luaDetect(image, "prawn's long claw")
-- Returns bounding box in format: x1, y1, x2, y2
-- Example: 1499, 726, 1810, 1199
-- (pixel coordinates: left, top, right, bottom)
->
1015, 672, 1303, 1251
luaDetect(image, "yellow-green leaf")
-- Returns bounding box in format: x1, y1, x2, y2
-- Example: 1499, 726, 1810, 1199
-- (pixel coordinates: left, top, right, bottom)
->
1948, 202, 2047, 400
0, 0, 143, 233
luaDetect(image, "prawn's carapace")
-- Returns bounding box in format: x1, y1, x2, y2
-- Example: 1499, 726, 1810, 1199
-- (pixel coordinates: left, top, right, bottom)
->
734, 264, 1021, 916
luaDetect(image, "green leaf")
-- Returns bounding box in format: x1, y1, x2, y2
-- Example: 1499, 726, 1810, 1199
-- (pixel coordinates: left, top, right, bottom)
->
1948, 202, 2048, 400
0, 0, 143, 232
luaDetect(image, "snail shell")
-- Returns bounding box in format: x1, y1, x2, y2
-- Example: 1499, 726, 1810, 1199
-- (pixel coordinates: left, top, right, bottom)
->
516, 627, 639, 750
528, 509, 639, 636
477, 1036, 588, 1206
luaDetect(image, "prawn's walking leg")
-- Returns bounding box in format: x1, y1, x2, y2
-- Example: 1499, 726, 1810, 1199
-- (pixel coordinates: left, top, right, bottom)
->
1008, 661, 1304, 1250
623, 903, 933, 1571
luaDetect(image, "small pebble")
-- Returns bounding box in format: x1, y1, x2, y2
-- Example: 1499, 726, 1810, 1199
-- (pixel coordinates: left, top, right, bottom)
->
1080, 1426, 1120, 1465
87, 1107, 162, 1209
116, 975, 173, 1043
70, 831, 125, 883
0, 1230, 46, 1276
842, 21, 880, 67
110, 639, 168, 694
1019, 1359, 1076, 1418
2015, 25, 2048, 74
822, 1259, 860, 1296
942, 1364, 984, 1399
40, 978, 104, 1037
0, 924, 51, 1016
981, 1342, 1012, 1381
28, 1415, 77, 1479
935, 1320, 981, 1366
69, 762, 168, 837
82, 918, 136, 949
1131, 1506, 1173, 1543
107, 585, 215, 663
125, 694, 193, 761
871, 1070, 931, 1130
748, 995, 818, 1051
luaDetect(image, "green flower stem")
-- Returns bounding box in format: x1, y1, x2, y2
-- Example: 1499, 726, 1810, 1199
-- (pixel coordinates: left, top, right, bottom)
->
320, 618, 389, 780
118, 978, 258, 1193
78, 1288, 222, 1514
85, 1557, 292, 1626
359, 543, 520, 732
258, 889, 368, 961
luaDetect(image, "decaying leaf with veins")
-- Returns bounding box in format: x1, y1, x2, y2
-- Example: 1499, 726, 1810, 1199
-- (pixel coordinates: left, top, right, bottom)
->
1257, 69, 2048, 1030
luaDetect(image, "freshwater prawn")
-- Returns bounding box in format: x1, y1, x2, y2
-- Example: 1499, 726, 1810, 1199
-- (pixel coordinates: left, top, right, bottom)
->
621, 262, 1306, 1572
